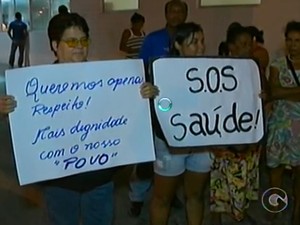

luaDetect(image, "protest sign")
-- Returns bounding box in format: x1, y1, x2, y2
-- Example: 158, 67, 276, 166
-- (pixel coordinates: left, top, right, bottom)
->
152, 57, 264, 147
6, 60, 155, 185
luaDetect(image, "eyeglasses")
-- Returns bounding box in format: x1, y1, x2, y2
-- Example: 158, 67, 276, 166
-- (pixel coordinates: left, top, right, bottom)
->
61, 37, 90, 48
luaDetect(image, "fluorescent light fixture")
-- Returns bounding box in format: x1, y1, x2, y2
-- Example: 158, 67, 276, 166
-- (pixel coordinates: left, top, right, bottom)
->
201, 0, 261, 6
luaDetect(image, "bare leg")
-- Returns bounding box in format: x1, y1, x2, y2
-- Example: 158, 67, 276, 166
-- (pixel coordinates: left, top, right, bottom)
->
184, 170, 209, 225
150, 174, 179, 225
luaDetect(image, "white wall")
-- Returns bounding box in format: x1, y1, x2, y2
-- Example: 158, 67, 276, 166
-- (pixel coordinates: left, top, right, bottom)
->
0, 0, 299, 65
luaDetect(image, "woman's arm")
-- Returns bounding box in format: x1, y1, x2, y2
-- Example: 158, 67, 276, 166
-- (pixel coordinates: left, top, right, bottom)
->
254, 47, 269, 75
269, 66, 300, 101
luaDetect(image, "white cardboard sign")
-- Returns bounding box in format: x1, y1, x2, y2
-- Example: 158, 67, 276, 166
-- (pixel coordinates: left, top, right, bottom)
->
152, 57, 264, 147
5, 60, 155, 185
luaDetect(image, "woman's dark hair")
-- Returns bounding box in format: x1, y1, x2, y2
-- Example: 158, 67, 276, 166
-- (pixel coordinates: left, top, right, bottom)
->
227, 22, 242, 32
226, 25, 250, 44
284, 21, 300, 38
48, 13, 89, 46
165, 0, 188, 16
218, 41, 229, 56
226, 22, 242, 38
170, 22, 203, 56
131, 13, 145, 24
247, 26, 264, 44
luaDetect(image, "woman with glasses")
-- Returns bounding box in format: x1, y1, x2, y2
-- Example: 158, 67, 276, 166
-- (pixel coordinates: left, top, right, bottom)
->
2, 12, 158, 225
41, 13, 117, 225
119, 12, 146, 59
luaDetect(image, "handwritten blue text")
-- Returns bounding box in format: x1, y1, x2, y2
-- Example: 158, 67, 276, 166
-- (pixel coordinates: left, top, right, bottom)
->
70, 116, 128, 141
31, 96, 91, 118
32, 126, 66, 145
25, 77, 103, 102
107, 76, 143, 91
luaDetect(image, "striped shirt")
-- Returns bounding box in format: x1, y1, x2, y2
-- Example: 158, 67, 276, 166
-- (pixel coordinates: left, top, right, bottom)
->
126, 29, 145, 59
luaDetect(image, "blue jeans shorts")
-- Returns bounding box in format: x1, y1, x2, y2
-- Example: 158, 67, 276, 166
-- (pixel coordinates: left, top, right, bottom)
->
154, 136, 212, 176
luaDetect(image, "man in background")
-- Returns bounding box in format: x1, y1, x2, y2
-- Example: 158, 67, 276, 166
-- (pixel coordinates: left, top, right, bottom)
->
128, 0, 188, 217
7, 12, 28, 68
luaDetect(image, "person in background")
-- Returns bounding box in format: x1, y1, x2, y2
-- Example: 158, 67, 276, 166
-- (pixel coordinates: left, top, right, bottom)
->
247, 25, 270, 77
128, 0, 188, 217
218, 41, 229, 56
266, 21, 300, 225
210, 25, 266, 225
217, 22, 241, 56
58, 4, 69, 14
247, 25, 271, 173
7, 12, 28, 68
48, 5, 69, 55
149, 22, 211, 225
119, 13, 145, 59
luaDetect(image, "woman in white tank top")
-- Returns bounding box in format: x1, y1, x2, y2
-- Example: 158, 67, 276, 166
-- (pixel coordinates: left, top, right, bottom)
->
119, 13, 145, 59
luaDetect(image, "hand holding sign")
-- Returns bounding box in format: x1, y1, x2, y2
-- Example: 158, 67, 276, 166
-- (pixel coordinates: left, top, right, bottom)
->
152, 57, 264, 148
140, 82, 159, 99
0, 95, 16, 114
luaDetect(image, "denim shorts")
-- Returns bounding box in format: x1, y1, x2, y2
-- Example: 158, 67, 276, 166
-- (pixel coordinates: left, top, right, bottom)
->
154, 137, 212, 176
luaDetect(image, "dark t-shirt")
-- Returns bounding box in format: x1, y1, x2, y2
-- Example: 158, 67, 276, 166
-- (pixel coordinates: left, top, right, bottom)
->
8, 20, 27, 41
41, 168, 118, 192
139, 28, 172, 142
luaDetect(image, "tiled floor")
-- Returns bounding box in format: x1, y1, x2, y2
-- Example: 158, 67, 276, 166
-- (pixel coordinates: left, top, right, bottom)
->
0, 64, 294, 225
